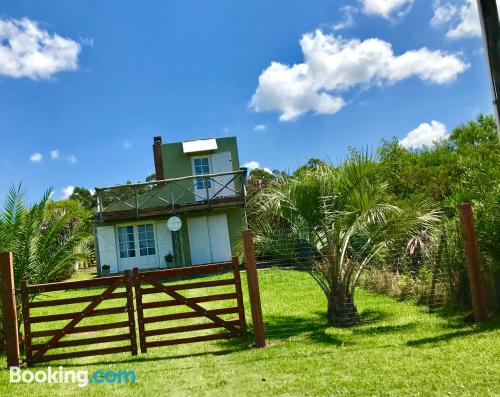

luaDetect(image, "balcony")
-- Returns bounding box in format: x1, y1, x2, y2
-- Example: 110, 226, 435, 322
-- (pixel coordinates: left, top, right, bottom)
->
95, 169, 247, 222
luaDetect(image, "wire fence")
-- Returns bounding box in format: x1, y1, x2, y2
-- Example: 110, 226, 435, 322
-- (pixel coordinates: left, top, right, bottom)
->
247, 224, 469, 336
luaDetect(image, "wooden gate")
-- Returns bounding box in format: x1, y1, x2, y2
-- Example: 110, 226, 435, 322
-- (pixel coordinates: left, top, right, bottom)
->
19, 256, 249, 366
21, 271, 137, 365
134, 257, 247, 352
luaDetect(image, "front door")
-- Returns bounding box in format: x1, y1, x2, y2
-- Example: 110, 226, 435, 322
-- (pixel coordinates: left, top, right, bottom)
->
116, 223, 159, 271
187, 214, 232, 265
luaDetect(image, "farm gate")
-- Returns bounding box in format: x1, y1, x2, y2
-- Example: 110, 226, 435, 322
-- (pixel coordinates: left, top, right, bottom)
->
17, 257, 249, 366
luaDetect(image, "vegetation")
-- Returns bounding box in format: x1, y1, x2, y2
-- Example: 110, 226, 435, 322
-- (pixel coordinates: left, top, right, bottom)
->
248, 154, 441, 325
70, 173, 157, 212
378, 114, 500, 271
0, 185, 93, 334
246, 114, 499, 321
0, 269, 499, 396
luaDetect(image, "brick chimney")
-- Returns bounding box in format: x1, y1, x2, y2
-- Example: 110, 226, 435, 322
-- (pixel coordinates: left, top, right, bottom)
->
153, 136, 164, 181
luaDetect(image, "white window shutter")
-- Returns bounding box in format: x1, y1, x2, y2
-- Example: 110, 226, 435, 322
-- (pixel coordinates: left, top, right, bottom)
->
96, 226, 118, 273
211, 151, 235, 198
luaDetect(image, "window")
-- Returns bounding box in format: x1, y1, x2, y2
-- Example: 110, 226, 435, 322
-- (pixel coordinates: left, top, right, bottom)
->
117, 224, 156, 258
138, 224, 156, 256
193, 157, 211, 190
118, 226, 136, 258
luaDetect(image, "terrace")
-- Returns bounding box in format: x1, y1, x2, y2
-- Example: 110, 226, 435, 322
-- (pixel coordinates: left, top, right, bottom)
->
94, 169, 247, 222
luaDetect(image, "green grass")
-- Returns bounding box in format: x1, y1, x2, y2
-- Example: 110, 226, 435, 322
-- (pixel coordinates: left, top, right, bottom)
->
1, 268, 499, 396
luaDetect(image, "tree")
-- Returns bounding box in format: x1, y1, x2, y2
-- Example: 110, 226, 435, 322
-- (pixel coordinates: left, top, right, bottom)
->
249, 155, 441, 325
378, 114, 500, 270
293, 158, 328, 176
69, 187, 97, 211
0, 185, 93, 292
246, 168, 275, 199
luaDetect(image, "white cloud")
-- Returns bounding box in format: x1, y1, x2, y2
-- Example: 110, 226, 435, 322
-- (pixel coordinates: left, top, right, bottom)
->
62, 185, 75, 199
430, 2, 458, 26
431, 0, 481, 39
254, 124, 266, 131
243, 161, 272, 174
29, 152, 42, 162
360, 0, 413, 19
122, 141, 132, 149
50, 149, 59, 159
251, 30, 469, 121
67, 154, 77, 164
0, 18, 81, 79
333, 6, 357, 31
400, 120, 449, 149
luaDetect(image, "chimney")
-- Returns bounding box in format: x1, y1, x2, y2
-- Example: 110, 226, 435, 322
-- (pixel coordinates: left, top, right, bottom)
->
153, 136, 164, 181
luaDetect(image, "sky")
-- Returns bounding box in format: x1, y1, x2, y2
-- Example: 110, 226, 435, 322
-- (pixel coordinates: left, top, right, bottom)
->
0, 0, 496, 202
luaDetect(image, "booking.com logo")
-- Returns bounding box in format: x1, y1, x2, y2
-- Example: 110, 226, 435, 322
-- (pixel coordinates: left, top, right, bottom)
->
10, 366, 136, 387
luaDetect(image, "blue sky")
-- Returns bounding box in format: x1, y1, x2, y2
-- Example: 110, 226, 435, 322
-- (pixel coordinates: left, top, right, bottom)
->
0, 0, 495, 202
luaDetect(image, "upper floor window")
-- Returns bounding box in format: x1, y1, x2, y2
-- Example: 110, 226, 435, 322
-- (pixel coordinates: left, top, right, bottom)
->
193, 157, 212, 190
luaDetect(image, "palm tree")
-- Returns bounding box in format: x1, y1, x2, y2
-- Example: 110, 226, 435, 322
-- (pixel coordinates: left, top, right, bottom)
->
0, 185, 93, 328
249, 154, 441, 326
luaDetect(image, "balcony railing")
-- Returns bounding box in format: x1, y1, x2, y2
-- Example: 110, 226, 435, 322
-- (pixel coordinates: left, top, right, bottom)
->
94, 169, 247, 222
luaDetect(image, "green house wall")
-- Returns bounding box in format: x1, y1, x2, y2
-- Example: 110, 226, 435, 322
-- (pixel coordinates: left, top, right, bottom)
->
103, 136, 242, 212
159, 136, 242, 205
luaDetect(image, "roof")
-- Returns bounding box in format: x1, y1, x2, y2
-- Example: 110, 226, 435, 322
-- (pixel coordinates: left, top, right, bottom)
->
182, 138, 218, 154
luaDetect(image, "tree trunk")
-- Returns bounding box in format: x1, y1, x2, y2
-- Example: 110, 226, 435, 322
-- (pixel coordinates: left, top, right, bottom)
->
327, 292, 360, 327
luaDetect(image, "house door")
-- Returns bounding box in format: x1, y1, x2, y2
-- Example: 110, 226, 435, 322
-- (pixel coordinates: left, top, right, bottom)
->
116, 223, 159, 271
211, 151, 235, 198
187, 214, 232, 265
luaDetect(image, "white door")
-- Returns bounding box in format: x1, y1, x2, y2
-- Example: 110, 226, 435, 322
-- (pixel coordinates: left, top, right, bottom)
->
187, 214, 232, 265
211, 151, 235, 198
187, 216, 212, 265
207, 214, 232, 262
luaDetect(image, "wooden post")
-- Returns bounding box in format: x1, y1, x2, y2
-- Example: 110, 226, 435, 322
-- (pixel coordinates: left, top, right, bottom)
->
133, 267, 147, 353
459, 204, 489, 322
124, 270, 138, 356
20, 281, 32, 366
231, 256, 248, 341
0, 252, 20, 367
241, 230, 265, 347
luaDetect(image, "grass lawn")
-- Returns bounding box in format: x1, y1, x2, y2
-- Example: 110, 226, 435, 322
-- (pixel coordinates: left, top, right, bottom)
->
1, 268, 499, 396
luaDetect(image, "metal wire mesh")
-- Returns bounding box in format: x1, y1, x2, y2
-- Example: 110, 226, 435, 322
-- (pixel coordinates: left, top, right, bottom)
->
247, 224, 468, 335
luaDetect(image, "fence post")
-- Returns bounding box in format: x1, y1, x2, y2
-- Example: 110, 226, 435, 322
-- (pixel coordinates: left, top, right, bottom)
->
0, 252, 20, 367
124, 270, 138, 356
459, 203, 489, 322
133, 267, 147, 353
241, 230, 265, 347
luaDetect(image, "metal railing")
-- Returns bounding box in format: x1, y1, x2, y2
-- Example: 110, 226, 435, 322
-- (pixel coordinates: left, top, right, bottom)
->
95, 169, 247, 221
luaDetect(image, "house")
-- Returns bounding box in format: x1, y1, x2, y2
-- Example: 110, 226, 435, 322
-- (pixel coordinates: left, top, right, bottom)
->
93, 136, 247, 274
